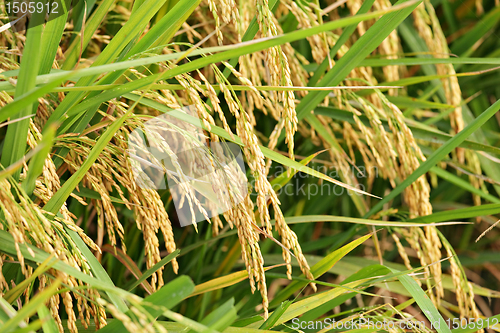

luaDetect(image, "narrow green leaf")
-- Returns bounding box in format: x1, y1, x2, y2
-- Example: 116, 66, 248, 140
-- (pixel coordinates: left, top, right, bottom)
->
97, 276, 195, 333
4, 255, 56, 304
387, 95, 454, 109
309, 0, 376, 86
39, 8, 69, 75
270, 233, 371, 307
273, 279, 366, 326
450, 6, 500, 55
430, 166, 500, 204
63, 226, 128, 313
270, 151, 321, 190
259, 301, 292, 330
127, 0, 202, 58
360, 57, 500, 67
0, 72, 73, 125
190, 266, 277, 297
38, 306, 59, 333
161, 309, 220, 333
189, 299, 237, 333
63, 0, 116, 70
409, 203, 500, 224
158, 322, 276, 333
1, 16, 44, 180
283, 215, 470, 227
21, 124, 57, 194
0, 229, 133, 299
127, 250, 180, 292
2, 280, 61, 333
388, 268, 451, 333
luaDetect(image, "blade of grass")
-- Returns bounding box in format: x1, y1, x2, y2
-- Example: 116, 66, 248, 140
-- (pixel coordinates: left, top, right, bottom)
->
283, 215, 470, 227
430, 166, 500, 204
2, 279, 61, 333
296, 264, 393, 324
62, 0, 116, 70
0, 13, 44, 181
39, 6, 69, 74
259, 301, 292, 330
269, 233, 371, 307
97, 276, 195, 333
101, 245, 154, 295
409, 203, 500, 224
0, 146, 41, 181
127, 250, 180, 292
38, 306, 59, 333
272, 279, 367, 326
265, 273, 381, 298
0, 72, 74, 124
160, 309, 220, 333
21, 124, 57, 194
308, 0, 376, 86
270, 150, 324, 191
4, 255, 56, 304
158, 322, 276, 333
360, 57, 500, 67
188, 299, 237, 333
386, 95, 454, 109
388, 267, 451, 333
126, 0, 202, 58
0, 229, 133, 299
47, 0, 170, 127
189, 265, 280, 297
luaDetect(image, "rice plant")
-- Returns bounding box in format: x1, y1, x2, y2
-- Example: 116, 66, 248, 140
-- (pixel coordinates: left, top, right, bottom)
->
1, 0, 500, 332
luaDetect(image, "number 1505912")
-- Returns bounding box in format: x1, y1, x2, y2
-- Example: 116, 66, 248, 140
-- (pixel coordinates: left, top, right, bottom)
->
5, 1, 59, 15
